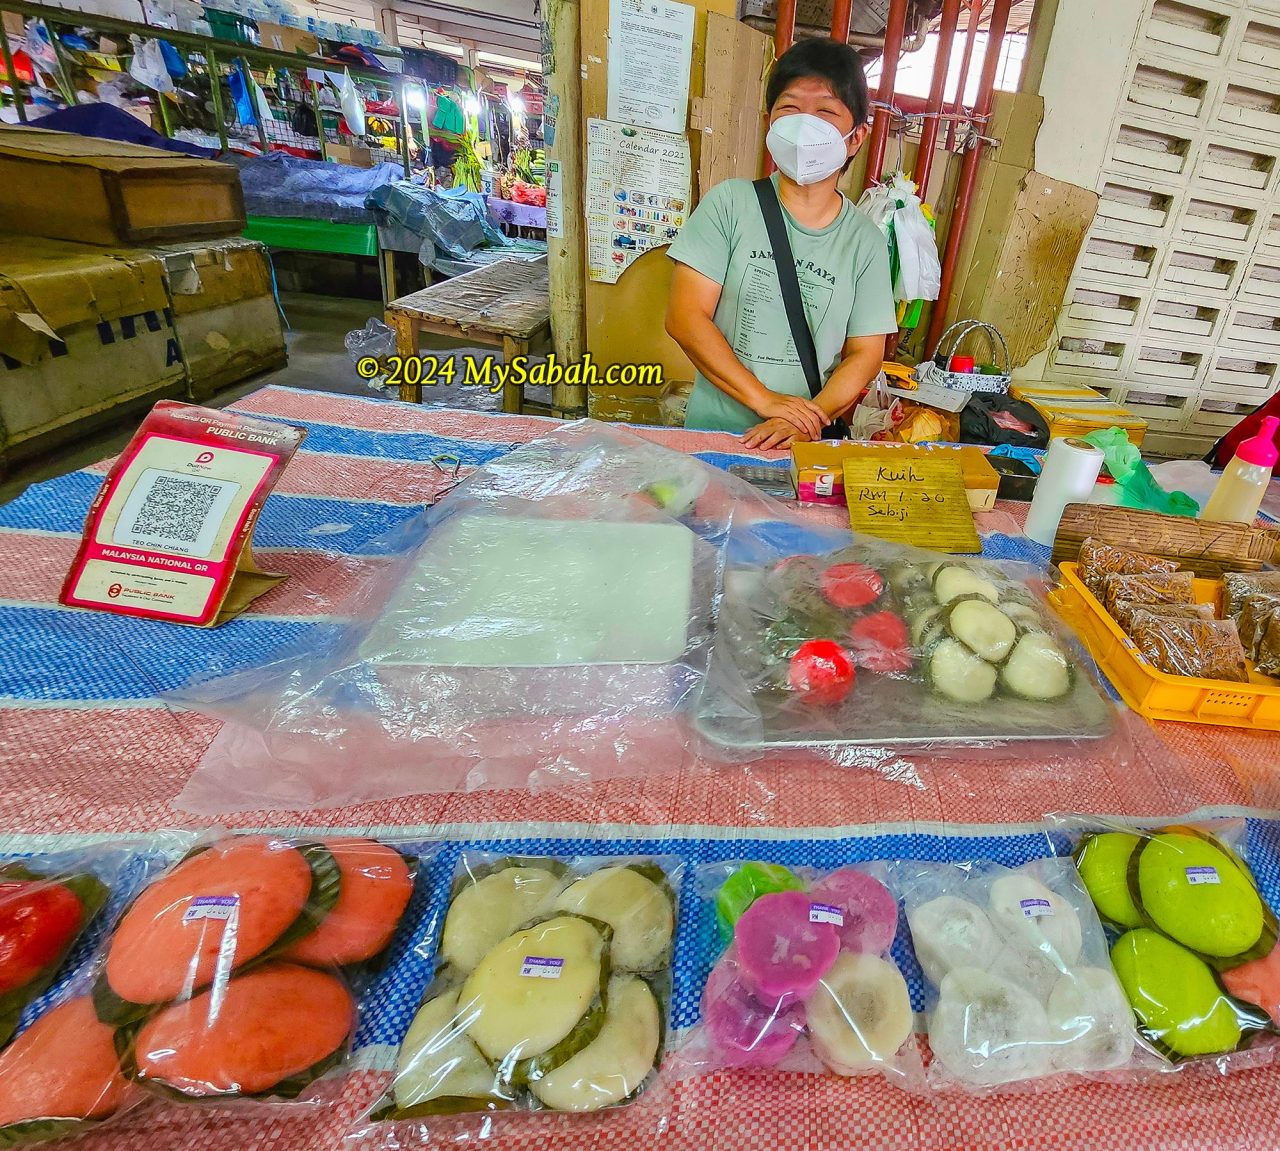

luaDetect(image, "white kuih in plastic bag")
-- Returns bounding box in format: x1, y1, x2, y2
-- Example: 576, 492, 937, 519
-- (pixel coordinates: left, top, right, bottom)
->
170, 421, 842, 811
898, 856, 1139, 1091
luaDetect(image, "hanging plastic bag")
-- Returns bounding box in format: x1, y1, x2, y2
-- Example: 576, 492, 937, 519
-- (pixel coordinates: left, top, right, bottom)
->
252, 68, 274, 126
857, 172, 940, 302
1083, 428, 1199, 517
340, 67, 366, 136
157, 38, 186, 80
893, 197, 940, 302
128, 36, 174, 94
228, 61, 257, 129
22, 20, 57, 75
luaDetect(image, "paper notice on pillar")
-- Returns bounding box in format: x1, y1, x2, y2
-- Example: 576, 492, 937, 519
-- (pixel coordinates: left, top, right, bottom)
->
586, 118, 691, 283
59, 400, 305, 627
606, 0, 694, 133
546, 159, 565, 239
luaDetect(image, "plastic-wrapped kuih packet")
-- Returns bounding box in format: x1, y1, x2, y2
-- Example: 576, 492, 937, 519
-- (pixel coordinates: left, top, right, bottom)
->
1049, 814, 1280, 1073
170, 421, 809, 812
695, 539, 1126, 764
0, 833, 196, 1143
167, 421, 1130, 814
51, 832, 434, 1127
671, 860, 924, 1090
349, 852, 679, 1145
897, 855, 1144, 1092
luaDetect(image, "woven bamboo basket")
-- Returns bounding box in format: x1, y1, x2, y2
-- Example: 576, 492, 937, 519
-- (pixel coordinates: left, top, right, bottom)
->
1051, 504, 1280, 578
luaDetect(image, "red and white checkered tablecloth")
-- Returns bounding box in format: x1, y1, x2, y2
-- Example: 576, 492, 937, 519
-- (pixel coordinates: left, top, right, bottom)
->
2, 386, 1279, 1150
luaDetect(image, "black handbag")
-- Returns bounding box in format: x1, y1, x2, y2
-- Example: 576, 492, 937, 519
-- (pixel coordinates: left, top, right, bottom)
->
752, 178, 849, 440
959, 391, 1050, 449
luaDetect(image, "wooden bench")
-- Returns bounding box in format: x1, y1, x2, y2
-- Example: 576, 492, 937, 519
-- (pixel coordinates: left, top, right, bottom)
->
385, 256, 551, 414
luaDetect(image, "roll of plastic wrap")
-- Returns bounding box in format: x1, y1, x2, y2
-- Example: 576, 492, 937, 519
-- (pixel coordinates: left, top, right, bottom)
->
1023, 437, 1104, 546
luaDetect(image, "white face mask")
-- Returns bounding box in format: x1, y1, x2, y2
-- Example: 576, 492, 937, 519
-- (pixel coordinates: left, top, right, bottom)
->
766, 113, 855, 186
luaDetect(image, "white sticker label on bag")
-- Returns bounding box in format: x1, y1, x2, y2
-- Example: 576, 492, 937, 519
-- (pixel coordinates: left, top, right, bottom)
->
183, 896, 240, 922
1020, 898, 1053, 918
815, 474, 835, 497
809, 902, 845, 926
520, 956, 565, 979
1186, 866, 1220, 885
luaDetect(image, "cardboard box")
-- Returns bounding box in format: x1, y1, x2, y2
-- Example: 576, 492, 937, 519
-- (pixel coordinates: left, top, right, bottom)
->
1009, 381, 1148, 446
154, 237, 287, 401
0, 126, 245, 246
255, 20, 320, 56
325, 142, 374, 169
791, 441, 1000, 512
0, 236, 186, 467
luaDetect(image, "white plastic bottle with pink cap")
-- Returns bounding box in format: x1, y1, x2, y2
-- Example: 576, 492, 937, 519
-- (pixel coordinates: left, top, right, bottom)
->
1200, 415, 1280, 524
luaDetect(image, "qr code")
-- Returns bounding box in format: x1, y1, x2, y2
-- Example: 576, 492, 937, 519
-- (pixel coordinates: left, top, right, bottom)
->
130, 474, 224, 545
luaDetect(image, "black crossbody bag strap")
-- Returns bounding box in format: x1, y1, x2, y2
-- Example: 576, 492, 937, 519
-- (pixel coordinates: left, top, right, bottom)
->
752, 178, 847, 439
753, 177, 822, 398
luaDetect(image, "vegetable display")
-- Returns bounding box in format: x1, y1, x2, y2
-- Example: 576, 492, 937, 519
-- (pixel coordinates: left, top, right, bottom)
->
1073, 821, 1277, 1062
384, 855, 675, 1118
695, 862, 917, 1083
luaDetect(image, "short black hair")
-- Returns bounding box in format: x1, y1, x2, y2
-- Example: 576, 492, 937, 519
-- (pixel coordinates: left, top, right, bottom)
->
765, 37, 871, 125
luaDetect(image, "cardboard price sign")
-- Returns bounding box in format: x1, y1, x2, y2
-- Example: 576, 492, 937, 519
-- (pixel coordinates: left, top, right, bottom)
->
843, 456, 981, 553
59, 401, 305, 626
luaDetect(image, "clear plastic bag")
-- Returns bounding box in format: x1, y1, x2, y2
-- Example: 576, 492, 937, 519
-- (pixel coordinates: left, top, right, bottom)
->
1077, 537, 1180, 600
893, 198, 940, 302
696, 538, 1122, 758
92, 833, 424, 1107
0, 834, 196, 1144
365, 851, 679, 1136
1129, 612, 1249, 682
340, 68, 366, 136
898, 855, 1140, 1091
674, 860, 923, 1090
128, 36, 174, 93
344, 318, 396, 363
1049, 815, 1280, 1072
171, 421, 824, 812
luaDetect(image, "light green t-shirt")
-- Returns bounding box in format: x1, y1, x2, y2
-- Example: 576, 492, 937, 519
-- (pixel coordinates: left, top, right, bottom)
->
668, 174, 897, 433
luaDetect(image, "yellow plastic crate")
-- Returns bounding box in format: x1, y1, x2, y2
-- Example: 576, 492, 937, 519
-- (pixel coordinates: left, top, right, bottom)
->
1051, 561, 1280, 730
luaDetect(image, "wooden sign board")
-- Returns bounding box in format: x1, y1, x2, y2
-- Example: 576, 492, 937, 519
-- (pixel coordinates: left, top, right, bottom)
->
843, 456, 981, 553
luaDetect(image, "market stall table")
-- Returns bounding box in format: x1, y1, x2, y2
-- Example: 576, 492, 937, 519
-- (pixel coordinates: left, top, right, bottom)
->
2, 385, 1280, 1150
385, 257, 551, 414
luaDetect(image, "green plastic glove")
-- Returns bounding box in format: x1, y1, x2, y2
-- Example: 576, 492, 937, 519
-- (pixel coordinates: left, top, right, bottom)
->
1083, 427, 1199, 518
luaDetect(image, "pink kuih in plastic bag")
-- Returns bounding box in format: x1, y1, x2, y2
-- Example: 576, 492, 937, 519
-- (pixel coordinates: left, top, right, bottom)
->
677, 861, 921, 1088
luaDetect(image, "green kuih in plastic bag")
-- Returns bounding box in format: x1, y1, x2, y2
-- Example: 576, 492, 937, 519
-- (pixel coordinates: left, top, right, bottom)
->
1083, 428, 1199, 517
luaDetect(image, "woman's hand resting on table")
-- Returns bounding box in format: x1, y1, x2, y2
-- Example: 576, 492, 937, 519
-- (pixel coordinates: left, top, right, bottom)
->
741, 417, 818, 451
754, 392, 828, 441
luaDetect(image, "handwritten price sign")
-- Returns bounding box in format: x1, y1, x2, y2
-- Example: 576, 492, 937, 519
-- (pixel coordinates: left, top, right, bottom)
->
842, 456, 981, 553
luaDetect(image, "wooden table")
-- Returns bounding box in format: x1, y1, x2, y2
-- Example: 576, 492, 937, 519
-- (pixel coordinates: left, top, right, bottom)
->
385, 256, 552, 414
